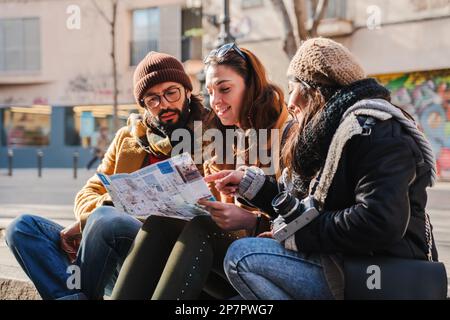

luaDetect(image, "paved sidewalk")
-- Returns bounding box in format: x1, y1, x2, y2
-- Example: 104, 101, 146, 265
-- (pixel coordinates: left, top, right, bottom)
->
0, 169, 449, 299
0, 169, 93, 299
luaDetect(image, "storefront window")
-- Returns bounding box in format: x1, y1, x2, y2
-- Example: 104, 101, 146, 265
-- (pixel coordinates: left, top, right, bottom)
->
3, 105, 51, 147
65, 104, 140, 147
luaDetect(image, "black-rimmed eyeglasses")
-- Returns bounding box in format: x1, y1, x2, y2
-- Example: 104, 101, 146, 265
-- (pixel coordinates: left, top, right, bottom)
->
140, 87, 182, 110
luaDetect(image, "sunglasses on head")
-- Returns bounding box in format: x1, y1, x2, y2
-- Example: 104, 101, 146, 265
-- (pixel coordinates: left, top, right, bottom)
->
288, 76, 313, 90
204, 43, 247, 63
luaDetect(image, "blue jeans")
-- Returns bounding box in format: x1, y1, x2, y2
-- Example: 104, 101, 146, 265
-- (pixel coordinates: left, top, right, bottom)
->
223, 238, 334, 300
5, 206, 142, 300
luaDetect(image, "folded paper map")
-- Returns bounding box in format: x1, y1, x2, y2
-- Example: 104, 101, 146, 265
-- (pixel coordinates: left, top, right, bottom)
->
97, 153, 215, 220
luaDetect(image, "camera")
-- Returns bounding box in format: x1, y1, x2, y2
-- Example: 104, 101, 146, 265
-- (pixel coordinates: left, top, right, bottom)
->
271, 191, 320, 242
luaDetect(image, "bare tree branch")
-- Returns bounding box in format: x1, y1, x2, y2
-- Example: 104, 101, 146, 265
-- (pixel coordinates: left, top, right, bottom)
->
310, 0, 318, 17
91, 0, 112, 25
311, 0, 328, 37
293, 0, 308, 41
270, 0, 297, 58
267, 0, 330, 58
91, 0, 120, 132
111, 0, 119, 132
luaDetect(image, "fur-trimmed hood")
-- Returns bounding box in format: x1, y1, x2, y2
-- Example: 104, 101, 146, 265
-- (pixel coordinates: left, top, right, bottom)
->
126, 113, 148, 143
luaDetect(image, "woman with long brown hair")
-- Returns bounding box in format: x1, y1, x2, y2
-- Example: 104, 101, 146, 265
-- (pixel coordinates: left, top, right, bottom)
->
110, 43, 289, 299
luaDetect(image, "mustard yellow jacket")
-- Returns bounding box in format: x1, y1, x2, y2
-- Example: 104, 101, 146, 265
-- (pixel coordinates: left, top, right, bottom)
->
74, 116, 154, 229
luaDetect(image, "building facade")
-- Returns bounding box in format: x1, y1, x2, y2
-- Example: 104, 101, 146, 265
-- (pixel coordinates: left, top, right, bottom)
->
2, 0, 449, 176
0, 0, 202, 168
202, 0, 450, 179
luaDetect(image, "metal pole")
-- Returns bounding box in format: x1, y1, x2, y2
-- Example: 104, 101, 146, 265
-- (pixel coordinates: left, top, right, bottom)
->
73, 151, 79, 179
216, 0, 235, 47
37, 150, 43, 178
8, 148, 13, 177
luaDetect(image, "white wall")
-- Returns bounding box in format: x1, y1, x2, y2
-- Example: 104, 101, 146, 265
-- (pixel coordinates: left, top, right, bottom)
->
0, 0, 184, 106
343, 17, 450, 75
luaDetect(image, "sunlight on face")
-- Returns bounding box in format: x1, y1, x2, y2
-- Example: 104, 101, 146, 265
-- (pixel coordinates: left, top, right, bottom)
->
287, 80, 309, 123
205, 65, 246, 127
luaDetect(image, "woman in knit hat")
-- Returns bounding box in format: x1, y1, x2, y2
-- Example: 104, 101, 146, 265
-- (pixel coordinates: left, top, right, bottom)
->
111, 43, 290, 299
207, 38, 439, 299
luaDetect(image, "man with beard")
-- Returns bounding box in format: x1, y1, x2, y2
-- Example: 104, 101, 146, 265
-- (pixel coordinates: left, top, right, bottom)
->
5, 52, 212, 300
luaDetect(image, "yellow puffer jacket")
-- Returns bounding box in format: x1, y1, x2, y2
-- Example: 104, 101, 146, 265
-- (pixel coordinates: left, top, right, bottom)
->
74, 115, 152, 229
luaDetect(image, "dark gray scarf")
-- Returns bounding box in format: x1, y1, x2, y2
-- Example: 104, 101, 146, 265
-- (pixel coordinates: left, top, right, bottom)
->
291, 78, 391, 197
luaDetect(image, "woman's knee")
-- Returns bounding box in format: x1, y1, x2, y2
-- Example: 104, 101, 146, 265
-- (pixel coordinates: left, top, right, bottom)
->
186, 215, 217, 234
224, 238, 276, 275
223, 238, 252, 273
141, 215, 186, 233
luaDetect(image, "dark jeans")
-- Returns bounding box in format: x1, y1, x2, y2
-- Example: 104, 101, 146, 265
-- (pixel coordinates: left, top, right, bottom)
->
5, 206, 141, 299
111, 215, 240, 300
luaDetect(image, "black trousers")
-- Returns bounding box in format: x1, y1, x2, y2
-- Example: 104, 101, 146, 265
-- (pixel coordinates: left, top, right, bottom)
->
111, 215, 241, 300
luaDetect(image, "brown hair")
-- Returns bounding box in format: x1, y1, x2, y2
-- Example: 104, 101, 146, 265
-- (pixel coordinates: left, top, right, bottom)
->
281, 81, 327, 176
204, 47, 286, 131
189, 93, 207, 122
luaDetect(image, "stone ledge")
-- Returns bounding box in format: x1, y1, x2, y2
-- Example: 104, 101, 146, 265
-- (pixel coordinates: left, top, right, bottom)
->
0, 277, 40, 300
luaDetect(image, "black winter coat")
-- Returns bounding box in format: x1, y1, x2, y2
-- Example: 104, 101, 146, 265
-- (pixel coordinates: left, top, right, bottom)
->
249, 117, 438, 261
